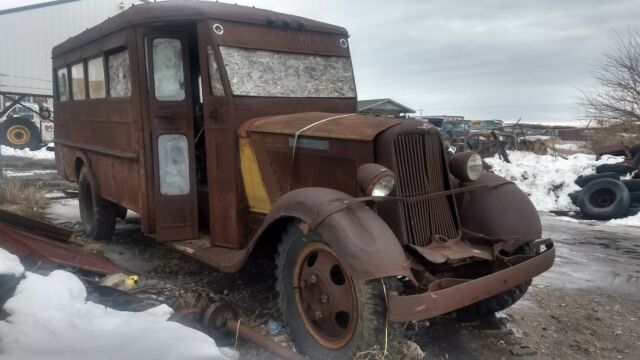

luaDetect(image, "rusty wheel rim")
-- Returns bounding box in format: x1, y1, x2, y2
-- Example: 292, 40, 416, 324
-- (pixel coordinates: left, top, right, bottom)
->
7, 125, 30, 145
293, 242, 357, 349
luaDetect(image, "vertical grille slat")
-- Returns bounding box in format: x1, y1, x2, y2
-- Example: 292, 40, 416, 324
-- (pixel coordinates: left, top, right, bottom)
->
393, 133, 459, 246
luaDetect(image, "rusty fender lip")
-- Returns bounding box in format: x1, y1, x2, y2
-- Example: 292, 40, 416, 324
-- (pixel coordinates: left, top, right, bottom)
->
387, 241, 555, 323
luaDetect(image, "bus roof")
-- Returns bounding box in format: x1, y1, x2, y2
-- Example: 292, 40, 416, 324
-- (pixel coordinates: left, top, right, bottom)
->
52, 1, 347, 57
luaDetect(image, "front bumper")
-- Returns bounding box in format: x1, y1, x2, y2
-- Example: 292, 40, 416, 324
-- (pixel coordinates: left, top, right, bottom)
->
387, 240, 555, 322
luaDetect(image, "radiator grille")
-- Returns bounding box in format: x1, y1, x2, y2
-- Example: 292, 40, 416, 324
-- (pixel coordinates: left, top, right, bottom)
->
393, 133, 459, 246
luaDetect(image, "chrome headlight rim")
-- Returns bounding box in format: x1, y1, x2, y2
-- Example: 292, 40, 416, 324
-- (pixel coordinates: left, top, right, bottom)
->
357, 163, 396, 197
449, 151, 483, 182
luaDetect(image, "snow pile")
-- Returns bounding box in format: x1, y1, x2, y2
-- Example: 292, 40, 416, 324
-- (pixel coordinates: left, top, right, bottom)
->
485, 151, 622, 211
0, 253, 235, 360
0, 145, 55, 160
0, 248, 24, 276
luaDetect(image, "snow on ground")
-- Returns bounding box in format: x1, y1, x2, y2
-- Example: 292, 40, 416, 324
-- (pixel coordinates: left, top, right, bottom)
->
3, 169, 56, 177
0, 145, 55, 160
551, 142, 583, 151
0, 248, 236, 360
46, 198, 81, 224
485, 151, 622, 212
0, 248, 24, 276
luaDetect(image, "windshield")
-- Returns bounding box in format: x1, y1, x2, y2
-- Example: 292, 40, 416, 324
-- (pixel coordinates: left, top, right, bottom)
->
219, 46, 356, 98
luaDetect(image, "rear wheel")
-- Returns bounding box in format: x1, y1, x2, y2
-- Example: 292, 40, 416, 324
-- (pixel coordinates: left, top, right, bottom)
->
276, 222, 387, 359
78, 167, 117, 240
1, 118, 41, 150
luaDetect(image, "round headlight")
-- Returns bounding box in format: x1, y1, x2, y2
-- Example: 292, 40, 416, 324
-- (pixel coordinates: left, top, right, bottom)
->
357, 163, 396, 197
449, 151, 483, 182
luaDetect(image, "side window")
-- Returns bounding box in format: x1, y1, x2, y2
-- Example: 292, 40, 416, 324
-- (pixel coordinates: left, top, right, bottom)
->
108, 50, 131, 98
206, 45, 224, 96
71, 62, 86, 100
87, 56, 105, 99
57, 67, 69, 101
152, 38, 185, 101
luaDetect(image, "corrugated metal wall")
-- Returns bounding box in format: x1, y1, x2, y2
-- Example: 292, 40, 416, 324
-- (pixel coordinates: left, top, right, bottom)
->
0, 0, 143, 97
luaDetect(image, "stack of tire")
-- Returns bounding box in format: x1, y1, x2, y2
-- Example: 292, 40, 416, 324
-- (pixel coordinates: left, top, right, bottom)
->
571, 150, 640, 220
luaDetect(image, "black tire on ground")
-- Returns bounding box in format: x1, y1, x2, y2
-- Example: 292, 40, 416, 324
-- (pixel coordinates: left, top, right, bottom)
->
575, 172, 620, 188
595, 163, 637, 176
456, 244, 532, 317
275, 222, 387, 360
630, 144, 640, 158
622, 179, 640, 193
1, 118, 41, 150
579, 178, 631, 220
78, 166, 117, 240
626, 207, 640, 217
630, 191, 640, 207
568, 190, 583, 207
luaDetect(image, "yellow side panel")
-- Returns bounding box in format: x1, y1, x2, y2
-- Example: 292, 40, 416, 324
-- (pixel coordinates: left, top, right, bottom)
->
239, 137, 271, 214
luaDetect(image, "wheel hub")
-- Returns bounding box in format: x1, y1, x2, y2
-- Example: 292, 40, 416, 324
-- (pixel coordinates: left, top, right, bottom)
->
7, 125, 31, 145
294, 242, 357, 349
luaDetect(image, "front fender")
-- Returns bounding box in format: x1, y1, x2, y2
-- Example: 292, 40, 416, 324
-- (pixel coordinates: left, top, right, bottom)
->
251, 188, 411, 281
459, 172, 542, 250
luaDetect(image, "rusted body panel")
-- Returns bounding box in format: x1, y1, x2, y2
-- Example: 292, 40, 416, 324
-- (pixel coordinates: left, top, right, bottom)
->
247, 188, 413, 280
388, 241, 555, 322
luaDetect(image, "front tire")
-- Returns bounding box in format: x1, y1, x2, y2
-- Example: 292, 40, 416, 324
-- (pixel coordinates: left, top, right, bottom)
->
275, 222, 387, 359
456, 244, 533, 317
78, 166, 117, 240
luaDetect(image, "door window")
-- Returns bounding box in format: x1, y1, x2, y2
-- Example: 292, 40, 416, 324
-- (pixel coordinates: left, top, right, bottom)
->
158, 134, 190, 195
152, 38, 185, 101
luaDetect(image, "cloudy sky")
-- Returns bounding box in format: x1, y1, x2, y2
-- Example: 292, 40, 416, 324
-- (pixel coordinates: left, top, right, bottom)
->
3, 0, 640, 123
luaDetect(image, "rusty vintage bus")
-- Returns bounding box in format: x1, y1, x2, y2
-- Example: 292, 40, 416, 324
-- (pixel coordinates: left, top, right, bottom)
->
52, 2, 554, 358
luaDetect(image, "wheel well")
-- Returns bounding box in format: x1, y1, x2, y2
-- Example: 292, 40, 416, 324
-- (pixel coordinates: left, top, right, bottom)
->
75, 158, 84, 178
250, 216, 297, 260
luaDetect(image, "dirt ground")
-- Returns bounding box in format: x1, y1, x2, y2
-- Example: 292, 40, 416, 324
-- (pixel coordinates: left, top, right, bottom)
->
2, 154, 640, 359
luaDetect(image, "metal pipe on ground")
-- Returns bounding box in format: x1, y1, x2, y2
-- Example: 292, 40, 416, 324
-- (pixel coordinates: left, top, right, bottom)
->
225, 319, 305, 360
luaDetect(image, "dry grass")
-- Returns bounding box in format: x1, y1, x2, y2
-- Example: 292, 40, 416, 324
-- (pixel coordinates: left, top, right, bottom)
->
589, 122, 640, 150
0, 178, 48, 219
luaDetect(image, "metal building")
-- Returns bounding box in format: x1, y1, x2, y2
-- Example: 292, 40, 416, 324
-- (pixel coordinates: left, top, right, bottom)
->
0, 0, 147, 110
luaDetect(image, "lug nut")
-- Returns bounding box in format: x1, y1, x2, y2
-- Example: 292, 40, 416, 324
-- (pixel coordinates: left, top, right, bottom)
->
320, 293, 328, 303
309, 275, 318, 284
314, 311, 323, 320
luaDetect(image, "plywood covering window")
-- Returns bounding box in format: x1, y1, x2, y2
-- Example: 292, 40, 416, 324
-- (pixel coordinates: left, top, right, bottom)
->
219, 46, 356, 98
87, 57, 106, 99
108, 50, 131, 98
57, 67, 69, 101
71, 63, 86, 100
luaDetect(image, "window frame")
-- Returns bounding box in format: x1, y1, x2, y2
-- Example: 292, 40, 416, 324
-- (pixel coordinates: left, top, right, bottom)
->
70, 61, 87, 101
55, 66, 70, 102
86, 55, 106, 100
106, 48, 132, 99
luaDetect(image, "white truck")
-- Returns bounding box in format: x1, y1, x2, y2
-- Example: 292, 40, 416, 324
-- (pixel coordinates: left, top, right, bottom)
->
0, 102, 54, 150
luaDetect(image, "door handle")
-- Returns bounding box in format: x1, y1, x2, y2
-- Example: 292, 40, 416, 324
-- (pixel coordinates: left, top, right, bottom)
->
156, 110, 173, 118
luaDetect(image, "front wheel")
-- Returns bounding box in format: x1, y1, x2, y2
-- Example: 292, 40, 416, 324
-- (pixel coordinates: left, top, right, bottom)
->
275, 222, 387, 359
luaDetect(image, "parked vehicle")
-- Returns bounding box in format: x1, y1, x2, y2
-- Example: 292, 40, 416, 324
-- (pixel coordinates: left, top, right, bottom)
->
52, 2, 555, 358
0, 102, 54, 150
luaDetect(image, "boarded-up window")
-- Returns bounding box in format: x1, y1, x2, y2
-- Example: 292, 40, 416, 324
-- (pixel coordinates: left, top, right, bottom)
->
87, 57, 105, 99
152, 38, 185, 101
207, 46, 224, 96
57, 67, 69, 101
219, 46, 356, 98
71, 63, 85, 100
108, 50, 131, 98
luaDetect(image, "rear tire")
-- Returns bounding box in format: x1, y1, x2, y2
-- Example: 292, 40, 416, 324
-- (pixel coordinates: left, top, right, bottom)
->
78, 167, 117, 240
1, 118, 41, 150
275, 222, 387, 359
575, 172, 619, 188
456, 244, 532, 317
